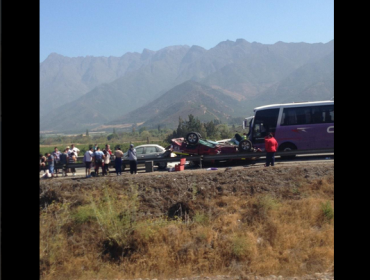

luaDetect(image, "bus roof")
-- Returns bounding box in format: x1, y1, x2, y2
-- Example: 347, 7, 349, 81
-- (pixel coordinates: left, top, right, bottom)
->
253, 100, 334, 111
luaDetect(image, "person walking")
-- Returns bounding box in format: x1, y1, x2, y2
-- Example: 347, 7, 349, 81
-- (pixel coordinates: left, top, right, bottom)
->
93, 146, 105, 177
84, 146, 94, 177
102, 149, 110, 176
127, 144, 138, 174
59, 148, 69, 176
264, 132, 278, 167
114, 146, 124, 176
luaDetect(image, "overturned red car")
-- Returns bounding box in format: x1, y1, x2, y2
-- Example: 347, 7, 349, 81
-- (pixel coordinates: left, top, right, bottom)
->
170, 132, 255, 157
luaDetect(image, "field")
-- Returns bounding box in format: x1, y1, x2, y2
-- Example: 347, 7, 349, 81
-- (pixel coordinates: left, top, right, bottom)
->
39, 162, 334, 280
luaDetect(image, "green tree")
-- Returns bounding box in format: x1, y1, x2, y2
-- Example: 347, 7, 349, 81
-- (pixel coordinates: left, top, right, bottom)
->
204, 120, 218, 139
139, 126, 147, 134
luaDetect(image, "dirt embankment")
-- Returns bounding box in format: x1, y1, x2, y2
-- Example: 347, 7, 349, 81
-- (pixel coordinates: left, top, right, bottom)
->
40, 162, 334, 217
39, 162, 334, 280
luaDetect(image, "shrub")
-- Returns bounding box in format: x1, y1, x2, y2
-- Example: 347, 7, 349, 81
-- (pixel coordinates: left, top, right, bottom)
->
320, 201, 334, 223
89, 184, 139, 247
193, 211, 209, 225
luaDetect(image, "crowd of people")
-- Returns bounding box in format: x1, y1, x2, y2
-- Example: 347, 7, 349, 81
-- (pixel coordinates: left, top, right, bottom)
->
40, 143, 138, 178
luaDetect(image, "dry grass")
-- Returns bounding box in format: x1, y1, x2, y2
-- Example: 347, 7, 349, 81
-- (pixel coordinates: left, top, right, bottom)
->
40, 172, 334, 280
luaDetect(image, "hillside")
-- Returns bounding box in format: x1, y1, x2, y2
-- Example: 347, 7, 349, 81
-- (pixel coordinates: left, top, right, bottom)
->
106, 80, 245, 128
40, 162, 334, 280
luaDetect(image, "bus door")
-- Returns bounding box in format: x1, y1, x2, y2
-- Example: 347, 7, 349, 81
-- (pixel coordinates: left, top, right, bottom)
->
251, 108, 280, 149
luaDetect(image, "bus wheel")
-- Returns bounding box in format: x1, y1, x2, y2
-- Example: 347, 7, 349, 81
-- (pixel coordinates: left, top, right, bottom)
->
239, 139, 252, 152
279, 143, 297, 159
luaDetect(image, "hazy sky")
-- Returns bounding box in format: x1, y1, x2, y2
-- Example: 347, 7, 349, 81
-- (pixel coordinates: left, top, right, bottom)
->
40, 0, 334, 63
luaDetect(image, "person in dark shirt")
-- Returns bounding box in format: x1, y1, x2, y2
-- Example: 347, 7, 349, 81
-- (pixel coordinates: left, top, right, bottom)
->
59, 148, 69, 176
45, 152, 55, 178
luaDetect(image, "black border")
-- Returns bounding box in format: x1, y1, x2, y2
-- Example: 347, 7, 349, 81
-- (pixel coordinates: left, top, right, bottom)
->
1, 1, 40, 279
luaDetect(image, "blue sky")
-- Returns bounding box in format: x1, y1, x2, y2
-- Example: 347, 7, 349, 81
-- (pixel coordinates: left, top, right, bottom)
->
40, 0, 334, 63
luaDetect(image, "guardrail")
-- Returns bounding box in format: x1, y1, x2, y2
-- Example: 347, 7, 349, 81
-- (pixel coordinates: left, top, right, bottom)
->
56, 148, 333, 171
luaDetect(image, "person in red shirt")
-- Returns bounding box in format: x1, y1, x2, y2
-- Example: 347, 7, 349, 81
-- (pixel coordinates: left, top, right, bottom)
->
264, 132, 278, 167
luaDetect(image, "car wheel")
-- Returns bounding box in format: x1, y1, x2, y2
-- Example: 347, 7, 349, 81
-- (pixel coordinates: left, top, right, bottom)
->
121, 164, 126, 171
278, 143, 297, 159
239, 139, 252, 152
158, 162, 167, 169
186, 132, 200, 145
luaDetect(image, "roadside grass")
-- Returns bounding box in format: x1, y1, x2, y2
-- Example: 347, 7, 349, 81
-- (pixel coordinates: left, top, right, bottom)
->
40, 176, 334, 280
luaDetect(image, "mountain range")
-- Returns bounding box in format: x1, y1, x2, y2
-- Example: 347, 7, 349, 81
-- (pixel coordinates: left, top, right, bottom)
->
40, 39, 334, 133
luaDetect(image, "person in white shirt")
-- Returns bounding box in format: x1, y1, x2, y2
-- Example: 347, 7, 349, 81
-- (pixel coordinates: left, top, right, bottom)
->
103, 149, 111, 176
71, 144, 80, 157
84, 147, 94, 177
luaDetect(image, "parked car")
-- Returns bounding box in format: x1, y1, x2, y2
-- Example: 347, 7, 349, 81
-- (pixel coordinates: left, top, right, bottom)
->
122, 144, 172, 170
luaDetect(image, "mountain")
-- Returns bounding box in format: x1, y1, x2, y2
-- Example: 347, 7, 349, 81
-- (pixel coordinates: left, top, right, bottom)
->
40, 39, 334, 133
40, 49, 171, 116
248, 50, 334, 109
106, 80, 244, 128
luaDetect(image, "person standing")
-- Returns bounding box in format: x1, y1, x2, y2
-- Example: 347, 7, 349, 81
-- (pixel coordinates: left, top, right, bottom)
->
84, 147, 94, 177
127, 144, 138, 175
46, 152, 55, 178
103, 149, 110, 176
69, 152, 77, 175
40, 154, 46, 174
105, 144, 112, 155
52, 147, 61, 177
105, 144, 112, 173
114, 147, 124, 176
71, 144, 80, 157
59, 148, 69, 176
93, 147, 105, 177
264, 132, 278, 167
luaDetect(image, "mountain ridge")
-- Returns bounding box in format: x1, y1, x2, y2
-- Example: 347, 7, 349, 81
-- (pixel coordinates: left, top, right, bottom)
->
40, 39, 334, 133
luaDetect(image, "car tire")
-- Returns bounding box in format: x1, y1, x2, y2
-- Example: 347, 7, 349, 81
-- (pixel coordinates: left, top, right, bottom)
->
239, 139, 252, 152
158, 162, 167, 170
186, 132, 200, 145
